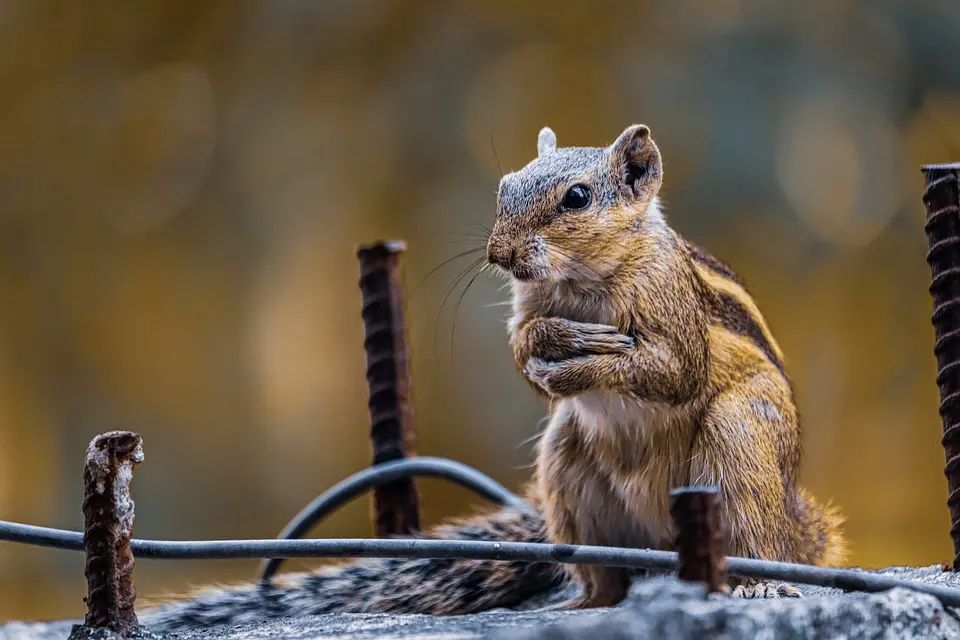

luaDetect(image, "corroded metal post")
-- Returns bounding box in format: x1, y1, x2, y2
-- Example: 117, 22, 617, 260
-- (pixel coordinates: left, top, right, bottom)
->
669, 486, 728, 593
70, 431, 144, 638
922, 163, 960, 569
357, 240, 421, 537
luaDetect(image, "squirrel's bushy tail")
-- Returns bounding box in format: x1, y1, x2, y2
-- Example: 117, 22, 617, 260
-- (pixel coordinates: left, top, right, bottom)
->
140, 500, 564, 633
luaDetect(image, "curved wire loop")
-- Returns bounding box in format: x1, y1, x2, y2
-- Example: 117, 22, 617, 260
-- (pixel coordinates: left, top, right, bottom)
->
258, 456, 526, 583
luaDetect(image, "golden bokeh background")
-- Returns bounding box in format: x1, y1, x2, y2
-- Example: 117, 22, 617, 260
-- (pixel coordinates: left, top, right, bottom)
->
2, 0, 960, 622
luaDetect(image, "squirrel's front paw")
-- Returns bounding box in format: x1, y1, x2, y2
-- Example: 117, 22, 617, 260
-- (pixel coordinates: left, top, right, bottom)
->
566, 322, 634, 356
527, 318, 634, 361
731, 582, 802, 599
523, 357, 596, 397
524, 358, 560, 395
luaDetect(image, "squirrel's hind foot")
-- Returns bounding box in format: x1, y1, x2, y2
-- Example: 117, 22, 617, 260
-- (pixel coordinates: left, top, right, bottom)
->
730, 581, 803, 599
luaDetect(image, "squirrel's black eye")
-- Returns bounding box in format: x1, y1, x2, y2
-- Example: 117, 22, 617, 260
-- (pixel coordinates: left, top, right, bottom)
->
559, 184, 592, 212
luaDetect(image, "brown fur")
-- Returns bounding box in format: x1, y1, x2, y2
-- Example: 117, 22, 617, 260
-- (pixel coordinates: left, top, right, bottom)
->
490, 124, 846, 608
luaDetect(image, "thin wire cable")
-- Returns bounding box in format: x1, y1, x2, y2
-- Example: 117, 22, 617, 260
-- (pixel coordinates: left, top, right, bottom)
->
3, 520, 960, 608
258, 457, 525, 582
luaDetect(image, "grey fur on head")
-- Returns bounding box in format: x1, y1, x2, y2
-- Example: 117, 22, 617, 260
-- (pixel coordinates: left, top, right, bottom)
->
496, 123, 664, 223
537, 127, 557, 157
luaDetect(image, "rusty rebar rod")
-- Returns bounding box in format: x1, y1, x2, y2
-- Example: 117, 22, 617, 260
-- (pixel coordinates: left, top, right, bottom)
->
69, 431, 144, 638
923, 163, 960, 569
356, 240, 421, 537
669, 486, 728, 593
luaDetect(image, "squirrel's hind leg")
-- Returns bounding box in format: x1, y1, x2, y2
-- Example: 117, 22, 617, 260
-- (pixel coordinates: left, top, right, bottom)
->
539, 565, 631, 611
536, 415, 635, 611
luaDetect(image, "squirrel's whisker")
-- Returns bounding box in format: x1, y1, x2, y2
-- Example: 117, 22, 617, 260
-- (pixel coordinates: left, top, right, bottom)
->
544, 245, 604, 283
432, 257, 485, 362
491, 132, 504, 179
450, 266, 486, 359
410, 247, 485, 298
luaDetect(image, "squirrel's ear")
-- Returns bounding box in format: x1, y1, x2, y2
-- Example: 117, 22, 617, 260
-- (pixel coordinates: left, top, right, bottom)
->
537, 127, 557, 157
608, 124, 662, 198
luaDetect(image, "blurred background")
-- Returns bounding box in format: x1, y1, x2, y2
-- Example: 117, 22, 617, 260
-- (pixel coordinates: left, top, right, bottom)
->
1, 0, 959, 622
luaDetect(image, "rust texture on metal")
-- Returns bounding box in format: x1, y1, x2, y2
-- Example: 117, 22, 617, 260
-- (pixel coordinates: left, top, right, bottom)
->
356, 240, 421, 537
77, 430, 144, 636
923, 163, 960, 570
669, 486, 728, 593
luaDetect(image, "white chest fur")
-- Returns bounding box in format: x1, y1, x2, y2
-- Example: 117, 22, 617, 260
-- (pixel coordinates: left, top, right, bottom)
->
568, 391, 675, 433
556, 391, 695, 546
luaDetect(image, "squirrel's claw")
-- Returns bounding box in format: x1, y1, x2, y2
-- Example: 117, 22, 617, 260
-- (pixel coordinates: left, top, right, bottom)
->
571, 323, 635, 355
730, 582, 803, 599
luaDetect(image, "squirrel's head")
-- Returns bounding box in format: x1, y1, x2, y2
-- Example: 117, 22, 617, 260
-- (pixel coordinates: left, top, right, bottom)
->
487, 124, 664, 283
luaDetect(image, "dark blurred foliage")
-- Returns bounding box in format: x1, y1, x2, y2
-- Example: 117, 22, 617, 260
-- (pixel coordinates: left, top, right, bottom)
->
2, 0, 960, 621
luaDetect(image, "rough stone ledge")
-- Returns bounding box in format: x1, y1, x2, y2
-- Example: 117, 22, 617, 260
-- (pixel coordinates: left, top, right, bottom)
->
4, 565, 960, 640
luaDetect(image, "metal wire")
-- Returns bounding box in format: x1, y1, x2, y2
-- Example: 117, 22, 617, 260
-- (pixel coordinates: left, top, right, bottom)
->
258, 456, 525, 582
4, 519, 960, 608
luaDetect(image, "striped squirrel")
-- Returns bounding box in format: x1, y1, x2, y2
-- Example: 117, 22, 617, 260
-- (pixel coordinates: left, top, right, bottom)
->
141, 124, 846, 631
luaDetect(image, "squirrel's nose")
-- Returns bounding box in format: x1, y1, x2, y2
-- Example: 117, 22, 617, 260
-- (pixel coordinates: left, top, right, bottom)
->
487, 245, 516, 270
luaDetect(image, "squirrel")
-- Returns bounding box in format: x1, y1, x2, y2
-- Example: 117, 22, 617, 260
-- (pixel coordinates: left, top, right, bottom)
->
139, 124, 846, 632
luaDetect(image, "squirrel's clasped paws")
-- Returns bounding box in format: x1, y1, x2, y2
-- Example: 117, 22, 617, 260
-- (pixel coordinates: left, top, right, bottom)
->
528, 318, 634, 362
730, 582, 803, 599
523, 320, 634, 397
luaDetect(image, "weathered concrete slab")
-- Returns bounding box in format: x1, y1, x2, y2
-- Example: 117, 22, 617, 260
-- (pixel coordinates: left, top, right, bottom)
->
3, 566, 960, 640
